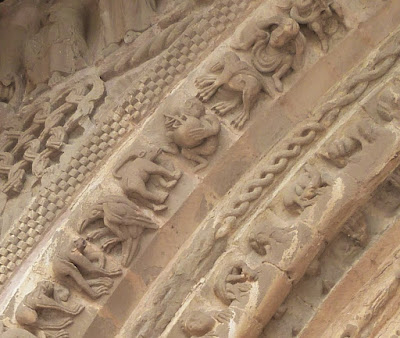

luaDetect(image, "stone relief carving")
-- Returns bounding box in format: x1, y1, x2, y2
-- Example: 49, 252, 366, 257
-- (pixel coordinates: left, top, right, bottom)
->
24, 0, 89, 92
181, 309, 232, 338
195, 52, 274, 129
214, 260, 258, 306
232, 15, 306, 92
280, 0, 345, 52
15, 281, 84, 337
319, 120, 378, 168
282, 163, 329, 214
99, 0, 157, 56
52, 238, 122, 299
113, 148, 182, 211
0, 320, 37, 338
0, 76, 104, 198
163, 98, 221, 171
78, 195, 159, 267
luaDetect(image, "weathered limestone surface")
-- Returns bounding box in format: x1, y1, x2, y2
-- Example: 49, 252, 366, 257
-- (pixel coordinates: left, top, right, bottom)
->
1, 0, 400, 337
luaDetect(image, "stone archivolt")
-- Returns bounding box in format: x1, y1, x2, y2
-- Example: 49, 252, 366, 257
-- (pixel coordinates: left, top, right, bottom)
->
0, 0, 400, 337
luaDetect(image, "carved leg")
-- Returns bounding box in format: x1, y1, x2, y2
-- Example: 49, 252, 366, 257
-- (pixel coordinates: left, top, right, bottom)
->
311, 22, 329, 52
158, 177, 178, 189
212, 99, 240, 116
87, 277, 113, 288
102, 237, 122, 253
130, 180, 169, 204
87, 228, 110, 240
146, 162, 181, 181
181, 148, 209, 172
272, 63, 291, 92
36, 318, 73, 330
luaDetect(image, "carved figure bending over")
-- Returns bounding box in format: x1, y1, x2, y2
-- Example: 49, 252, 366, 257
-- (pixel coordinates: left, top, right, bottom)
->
53, 238, 122, 299
113, 148, 182, 211
79, 195, 159, 267
163, 98, 220, 171
214, 261, 258, 306
281, 0, 345, 52
182, 309, 232, 337
195, 52, 275, 129
283, 164, 328, 213
15, 281, 84, 336
232, 16, 306, 92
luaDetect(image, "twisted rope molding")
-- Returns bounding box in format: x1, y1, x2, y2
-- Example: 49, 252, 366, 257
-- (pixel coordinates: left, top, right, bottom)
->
0, 0, 251, 287
216, 28, 400, 239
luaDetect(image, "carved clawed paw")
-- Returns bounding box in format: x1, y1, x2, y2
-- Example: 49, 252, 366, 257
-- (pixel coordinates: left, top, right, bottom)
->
212, 101, 238, 116
231, 111, 249, 129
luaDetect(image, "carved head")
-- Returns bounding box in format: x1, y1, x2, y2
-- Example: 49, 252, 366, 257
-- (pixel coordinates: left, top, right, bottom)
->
184, 98, 206, 118
73, 237, 87, 251
270, 18, 300, 48
182, 311, 215, 337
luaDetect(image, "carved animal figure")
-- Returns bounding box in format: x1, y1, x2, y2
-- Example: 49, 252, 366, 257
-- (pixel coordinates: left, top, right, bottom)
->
195, 52, 275, 129
163, 98, 220, 171
214, 261, 257, 306
79, 195, 159, 267
15, 281, 84, 335
232, 16, 306, 92
53, 238, 122, 299
283, 164, 326, 213
320, 120, 377, 168
113, 148, 182, 211
281, 0, 345, 52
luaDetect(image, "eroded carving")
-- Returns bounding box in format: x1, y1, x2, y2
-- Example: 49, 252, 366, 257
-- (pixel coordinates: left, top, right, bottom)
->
0, 76, 104, 197
214, 260, 257, 306
113, 148, 182, 211
233, 16, 306, 92
195, 52, 274, 128
53, 238, 122, 299
320, 120, 377, 168
280, 0, 345, 52
163, 98, 221, 171
79, 195, 159, 267
99, 0, 157, 56
283, 164, 329, 214
182, 309, 232, 338
24, 0, 89, 90
15, 281, 83, 337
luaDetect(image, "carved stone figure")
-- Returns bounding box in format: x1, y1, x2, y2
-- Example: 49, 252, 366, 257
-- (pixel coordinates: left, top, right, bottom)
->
15, 281, 84, 336
283, 164, 328, 213
99, 0, 157, 56
281, 0, 345, 52
0, 1, 41, 108
377, 84, 400, 122
113, 148, 182, 211
182, 309, 232, 337
52, 238, 122, 299
233, 16, 306, 92
195, 52, 275, 128
24, 0, 89, 89
163, 98, 220, 171
214, 261, 257, 306
320, 120, 377, 168
79, 195, 159, 267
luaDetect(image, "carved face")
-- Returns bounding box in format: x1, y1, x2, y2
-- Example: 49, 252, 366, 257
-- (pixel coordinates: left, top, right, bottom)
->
74, 238, 87, 250
269, 21, 299, 48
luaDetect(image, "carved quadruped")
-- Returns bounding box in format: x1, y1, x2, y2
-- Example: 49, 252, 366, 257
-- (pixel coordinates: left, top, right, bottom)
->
232, 15, 306, 92
52, 237, 122, 299
15, 281, 84, 338
78, 194, 159, 267
113, 147, 182, 211
163, 98, 221, 171
195, 52, 274, 129
280, 0, 345, 52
